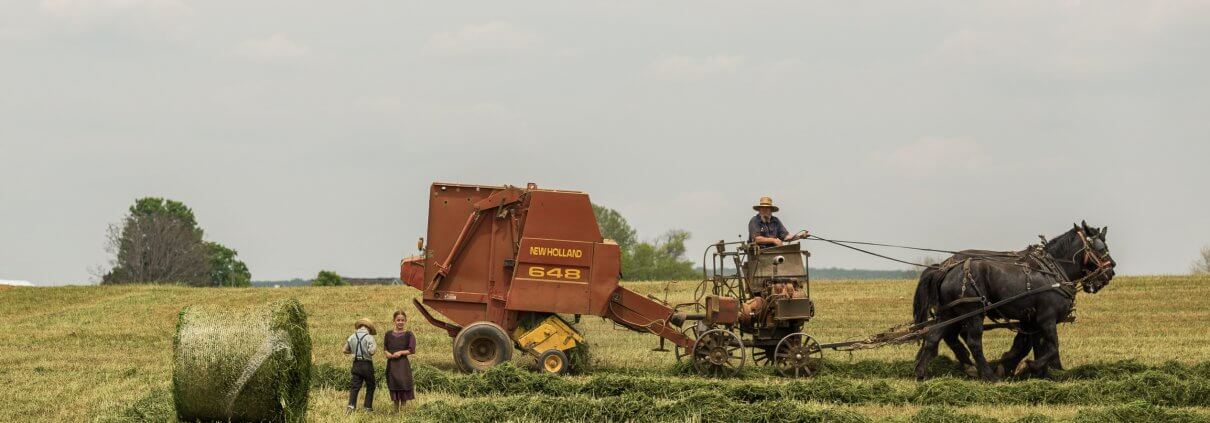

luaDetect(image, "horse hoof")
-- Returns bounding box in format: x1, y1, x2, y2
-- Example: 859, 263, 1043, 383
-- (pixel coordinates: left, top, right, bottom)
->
963, 365, 979, 378
1013, 360, 1032, 377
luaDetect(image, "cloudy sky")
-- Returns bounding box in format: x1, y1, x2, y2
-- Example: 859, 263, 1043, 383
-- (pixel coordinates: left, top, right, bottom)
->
2, 1, 1207, 285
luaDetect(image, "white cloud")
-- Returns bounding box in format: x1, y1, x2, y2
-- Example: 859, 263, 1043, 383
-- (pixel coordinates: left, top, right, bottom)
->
427, 22, 539, 56
873, 137, 985, 177
0, 279, 34, 286
237, 34, 310, 59
648, 55, 745, 82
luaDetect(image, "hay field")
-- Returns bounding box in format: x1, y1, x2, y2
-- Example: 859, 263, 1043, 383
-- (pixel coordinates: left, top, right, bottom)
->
1, 275, 1207, 422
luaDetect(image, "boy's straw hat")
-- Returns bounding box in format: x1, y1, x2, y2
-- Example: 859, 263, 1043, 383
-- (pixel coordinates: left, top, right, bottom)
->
355, 317, 377, 335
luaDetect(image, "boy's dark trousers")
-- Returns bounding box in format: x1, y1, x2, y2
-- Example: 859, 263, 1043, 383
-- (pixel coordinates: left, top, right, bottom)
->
348, 360, 375, 408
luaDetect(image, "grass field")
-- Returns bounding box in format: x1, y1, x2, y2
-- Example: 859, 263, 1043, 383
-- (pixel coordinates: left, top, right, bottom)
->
1, 275, 1207, 422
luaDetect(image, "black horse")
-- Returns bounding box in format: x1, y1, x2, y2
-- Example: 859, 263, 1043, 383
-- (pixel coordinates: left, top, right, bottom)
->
912, 221, 1116, 380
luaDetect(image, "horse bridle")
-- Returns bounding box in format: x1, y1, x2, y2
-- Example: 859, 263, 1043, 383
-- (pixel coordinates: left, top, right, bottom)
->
1070, 230, 1114, 290
1074, 230, 1113, 271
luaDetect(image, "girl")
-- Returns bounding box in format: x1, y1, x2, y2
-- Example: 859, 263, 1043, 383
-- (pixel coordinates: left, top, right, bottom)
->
383, 310, 416, 413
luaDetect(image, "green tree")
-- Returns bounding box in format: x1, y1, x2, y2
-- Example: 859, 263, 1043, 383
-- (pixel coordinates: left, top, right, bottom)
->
206, 242, 251, 287
593, 203, 697, 281
101, 197, 250, 286
623, 230, 698, 281
129, 197, 200, 233
313, 270, 346, 286
102, 198, 208, 285
591, 203, 637, 251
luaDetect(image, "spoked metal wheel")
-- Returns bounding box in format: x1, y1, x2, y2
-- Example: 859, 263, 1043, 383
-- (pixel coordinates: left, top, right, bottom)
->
774, 332, 823, 378
752, 347, 775, 366
673, 325, 701, 363
692, 329, 746, 377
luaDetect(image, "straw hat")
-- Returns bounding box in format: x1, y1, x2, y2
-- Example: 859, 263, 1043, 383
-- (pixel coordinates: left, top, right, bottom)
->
753, 196, 779, 212
354, 317, 377, 335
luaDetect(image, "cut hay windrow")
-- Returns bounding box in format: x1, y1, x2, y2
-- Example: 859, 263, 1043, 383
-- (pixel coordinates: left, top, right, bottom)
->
357, 363, 1210, 407
172, 299, 311, 422
414, 392, 873, 423
1071, 400, 1210, 423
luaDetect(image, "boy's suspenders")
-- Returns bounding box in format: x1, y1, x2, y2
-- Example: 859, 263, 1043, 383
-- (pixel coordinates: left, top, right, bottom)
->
353, 333, 368, 361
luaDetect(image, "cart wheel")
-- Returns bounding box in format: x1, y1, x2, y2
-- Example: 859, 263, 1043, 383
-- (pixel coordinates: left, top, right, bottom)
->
673, 325, 701, 363
752, 347, 775, 366
774, 332, 823, 378
692, 329, 746, 377
453, 321, 514, 373
538, 349, 570, 375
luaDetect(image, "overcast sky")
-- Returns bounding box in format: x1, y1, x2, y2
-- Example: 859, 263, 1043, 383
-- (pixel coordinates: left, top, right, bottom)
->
2, 1, 1208, 285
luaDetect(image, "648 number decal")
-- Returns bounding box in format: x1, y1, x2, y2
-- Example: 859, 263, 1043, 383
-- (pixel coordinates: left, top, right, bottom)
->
526, 266, 583, 281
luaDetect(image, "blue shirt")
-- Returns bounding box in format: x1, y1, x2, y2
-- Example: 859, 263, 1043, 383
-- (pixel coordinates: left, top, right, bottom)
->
748, 215, 789, 245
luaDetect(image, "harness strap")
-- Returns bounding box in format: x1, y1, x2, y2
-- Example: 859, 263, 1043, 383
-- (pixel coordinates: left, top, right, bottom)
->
936, 296, 983, 313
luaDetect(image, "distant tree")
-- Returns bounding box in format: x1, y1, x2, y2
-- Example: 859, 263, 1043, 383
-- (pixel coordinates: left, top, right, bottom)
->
100, 197, 250, 286
1193, 246, 1210, 275
313, 270, 346, 286
623, 230, 698, 281
591, 203, 637, 251
206, 242, 251, 287
102, 199, 209, 285
591, 203, 696, 280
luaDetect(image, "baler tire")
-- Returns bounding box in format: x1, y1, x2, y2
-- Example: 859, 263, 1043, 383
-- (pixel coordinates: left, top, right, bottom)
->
538, 349, 570, 375
453, 321, 514, 373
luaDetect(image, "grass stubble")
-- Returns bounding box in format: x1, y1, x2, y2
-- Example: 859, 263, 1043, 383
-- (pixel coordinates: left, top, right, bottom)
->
0, 275, 1207, 422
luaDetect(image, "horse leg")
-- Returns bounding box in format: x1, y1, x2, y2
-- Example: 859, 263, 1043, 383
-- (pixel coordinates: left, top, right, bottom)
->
1027, 322, 1060, 379
998, 330, 1032, 378
915, 327, 946, 381
1048, 341, 1064, 370
960, 318, 996, 381
942, 327, 975, 375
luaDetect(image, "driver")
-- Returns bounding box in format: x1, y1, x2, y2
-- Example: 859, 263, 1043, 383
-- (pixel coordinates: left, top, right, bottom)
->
748, 196, 808, 247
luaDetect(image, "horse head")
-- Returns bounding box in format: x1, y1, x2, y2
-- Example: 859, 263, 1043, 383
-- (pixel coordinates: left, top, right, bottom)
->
1074, 220, 1116, 293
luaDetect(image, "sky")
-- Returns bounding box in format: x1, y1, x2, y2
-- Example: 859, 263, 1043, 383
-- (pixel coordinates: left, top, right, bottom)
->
1, 1, 1208, 285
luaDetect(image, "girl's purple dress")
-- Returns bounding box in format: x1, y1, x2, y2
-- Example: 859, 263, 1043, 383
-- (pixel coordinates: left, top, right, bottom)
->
384, 330, 416, 402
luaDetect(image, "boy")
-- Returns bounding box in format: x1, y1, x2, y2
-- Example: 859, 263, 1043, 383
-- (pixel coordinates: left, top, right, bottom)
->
343, 317, 377, 413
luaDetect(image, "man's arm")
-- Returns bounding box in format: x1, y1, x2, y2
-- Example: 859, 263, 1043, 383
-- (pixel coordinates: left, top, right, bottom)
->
342, 338, 351, 354
754, 235, 784, 246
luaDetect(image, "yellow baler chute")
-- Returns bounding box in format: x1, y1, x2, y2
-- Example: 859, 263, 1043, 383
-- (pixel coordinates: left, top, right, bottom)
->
513, 315, 584, 374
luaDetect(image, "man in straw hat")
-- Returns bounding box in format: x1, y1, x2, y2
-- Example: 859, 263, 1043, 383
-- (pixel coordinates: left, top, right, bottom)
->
748, 196, 808, 247
344, 317, 378, 413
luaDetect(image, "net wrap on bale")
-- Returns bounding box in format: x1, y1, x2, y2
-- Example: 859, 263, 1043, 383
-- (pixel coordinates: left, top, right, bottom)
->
173, 298, 312, 422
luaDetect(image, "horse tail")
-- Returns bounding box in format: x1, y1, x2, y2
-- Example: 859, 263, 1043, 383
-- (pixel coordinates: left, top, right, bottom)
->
913, 266, 944, 324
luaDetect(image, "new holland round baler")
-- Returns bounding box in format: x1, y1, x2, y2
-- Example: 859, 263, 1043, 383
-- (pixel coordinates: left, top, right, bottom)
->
400, 182, 700, 374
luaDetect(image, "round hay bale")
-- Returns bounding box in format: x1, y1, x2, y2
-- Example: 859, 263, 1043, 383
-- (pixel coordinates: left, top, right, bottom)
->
173, 298, 312, 422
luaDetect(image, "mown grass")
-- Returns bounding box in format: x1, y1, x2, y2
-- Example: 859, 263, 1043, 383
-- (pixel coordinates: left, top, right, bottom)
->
1, 275, 1207, 422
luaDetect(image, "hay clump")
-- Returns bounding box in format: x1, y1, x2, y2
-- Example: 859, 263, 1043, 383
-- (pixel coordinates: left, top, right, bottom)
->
172, 298, 311, 422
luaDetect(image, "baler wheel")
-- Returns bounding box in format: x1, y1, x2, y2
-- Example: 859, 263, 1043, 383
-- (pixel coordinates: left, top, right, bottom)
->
453, 321, 514, 373
774, 332, 823, 378
538, 349, 570, 375
692, 329, 745, 377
